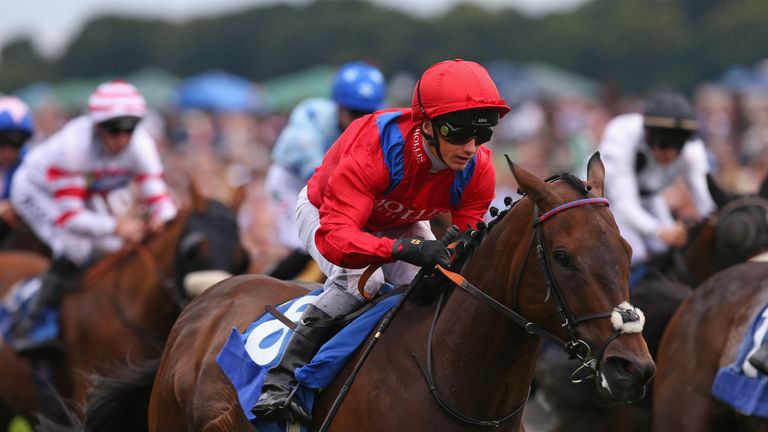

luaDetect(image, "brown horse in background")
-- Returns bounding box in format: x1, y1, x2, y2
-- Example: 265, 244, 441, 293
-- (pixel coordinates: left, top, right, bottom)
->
653, 261, 768, 431
72, 153, 654, 431
0, 182, 249, 429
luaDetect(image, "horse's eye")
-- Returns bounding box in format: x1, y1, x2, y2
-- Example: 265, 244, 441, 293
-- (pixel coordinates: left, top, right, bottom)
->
553, 250, 572, 268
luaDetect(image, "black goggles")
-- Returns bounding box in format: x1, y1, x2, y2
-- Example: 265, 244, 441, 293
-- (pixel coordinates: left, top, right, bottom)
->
645, 127, 693, 151
437, 121, 493, 145
0, 130, 31, 149
98, 117, 140, 136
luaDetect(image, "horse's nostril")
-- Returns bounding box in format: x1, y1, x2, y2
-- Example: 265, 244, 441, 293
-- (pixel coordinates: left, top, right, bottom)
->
606, 357, 638, 379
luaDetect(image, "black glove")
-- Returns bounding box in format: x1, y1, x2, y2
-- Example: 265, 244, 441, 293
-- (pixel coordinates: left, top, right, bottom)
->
392, 236, 450, 269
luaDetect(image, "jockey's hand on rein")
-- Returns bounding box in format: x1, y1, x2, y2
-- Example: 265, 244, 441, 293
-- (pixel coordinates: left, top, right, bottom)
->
115, 217, 147, 243
392, 236, 451, 269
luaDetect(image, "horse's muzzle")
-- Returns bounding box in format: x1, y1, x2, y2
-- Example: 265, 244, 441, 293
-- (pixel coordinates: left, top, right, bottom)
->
598, 355, 656, 403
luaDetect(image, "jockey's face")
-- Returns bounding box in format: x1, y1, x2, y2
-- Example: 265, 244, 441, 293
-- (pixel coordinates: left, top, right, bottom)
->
645, 126, 690, 166
0, 145, 19, 168
95, 117, 139, 155
650, 145, 680, 166
423, 121, 479, 171
0, 131, 25, 168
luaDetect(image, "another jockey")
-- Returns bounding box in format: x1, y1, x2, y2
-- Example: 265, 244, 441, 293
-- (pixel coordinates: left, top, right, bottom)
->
599, 90, 715, 267
10, 80, 178, 350
265, 61, 387, 280
0, 96, 35, 239
252, 59, 510, 425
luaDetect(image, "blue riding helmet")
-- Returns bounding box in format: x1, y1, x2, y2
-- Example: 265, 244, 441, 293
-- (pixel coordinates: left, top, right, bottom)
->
0, 96, 34, 135
331, 62, 387, 113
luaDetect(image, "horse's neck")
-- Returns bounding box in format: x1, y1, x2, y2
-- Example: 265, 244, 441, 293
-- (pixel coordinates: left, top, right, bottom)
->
429, 205, 540, 419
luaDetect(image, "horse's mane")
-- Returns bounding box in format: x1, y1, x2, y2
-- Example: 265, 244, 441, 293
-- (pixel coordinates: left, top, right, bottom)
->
82, 209, 192, 285
485, 172, 589, 233
451, 171, 590, 269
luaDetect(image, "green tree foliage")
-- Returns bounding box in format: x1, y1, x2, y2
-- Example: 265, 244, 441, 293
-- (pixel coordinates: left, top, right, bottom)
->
2, 0, 768, 93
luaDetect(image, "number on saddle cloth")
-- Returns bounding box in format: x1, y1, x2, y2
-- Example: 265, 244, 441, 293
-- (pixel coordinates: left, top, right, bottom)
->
215, 287, 401, 428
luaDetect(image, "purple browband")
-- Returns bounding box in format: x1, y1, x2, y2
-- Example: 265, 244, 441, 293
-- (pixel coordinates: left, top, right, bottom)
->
537, 198, 610, 223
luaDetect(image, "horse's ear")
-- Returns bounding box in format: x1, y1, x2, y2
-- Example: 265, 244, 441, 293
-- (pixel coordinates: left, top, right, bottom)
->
707, 174, 732, 209
759, 173, 768, 200
586, 152, 605, 197
506, 155, 550, 203
229, 184, 248, 214
189, 177, 209, 213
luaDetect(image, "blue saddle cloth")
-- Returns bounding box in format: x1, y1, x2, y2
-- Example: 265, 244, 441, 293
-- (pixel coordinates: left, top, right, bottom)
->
0, 277, 60, 351
216, 287, 400, 431
712, 303, 768, 418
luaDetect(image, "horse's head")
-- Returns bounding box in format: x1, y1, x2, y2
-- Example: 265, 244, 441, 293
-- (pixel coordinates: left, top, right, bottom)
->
174, 180, 250, 298
500, 153, 655, 403
702, 174, 768, 272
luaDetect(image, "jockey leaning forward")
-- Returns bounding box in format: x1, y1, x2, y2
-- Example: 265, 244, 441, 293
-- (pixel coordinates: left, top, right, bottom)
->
265, 61, 387, 280
600, 90, 715, 267
251, 59, 510, 425
0, 96, 35, 239
10, 80, 178, 350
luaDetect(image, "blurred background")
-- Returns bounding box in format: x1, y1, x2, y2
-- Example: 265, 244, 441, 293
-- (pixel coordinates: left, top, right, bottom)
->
3, 0, 768, 274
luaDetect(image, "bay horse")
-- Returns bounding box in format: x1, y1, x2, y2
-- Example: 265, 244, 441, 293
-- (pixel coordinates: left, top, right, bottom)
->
653, 260, 768, 431
526, 173, 768, 432
0, 181, 249, 428
76, 153, 655, 431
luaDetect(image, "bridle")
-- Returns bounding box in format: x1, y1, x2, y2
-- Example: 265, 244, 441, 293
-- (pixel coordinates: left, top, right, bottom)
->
414, 192, 644, 427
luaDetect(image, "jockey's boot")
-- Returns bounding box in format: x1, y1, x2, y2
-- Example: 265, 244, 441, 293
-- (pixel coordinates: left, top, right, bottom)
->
749, 342, 768, 375
251, 304, 341, 425
13, 256, 80, 351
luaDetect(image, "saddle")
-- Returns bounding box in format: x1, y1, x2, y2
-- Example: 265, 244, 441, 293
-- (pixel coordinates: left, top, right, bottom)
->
216, 285, 404, 430
0, 277, 61, 354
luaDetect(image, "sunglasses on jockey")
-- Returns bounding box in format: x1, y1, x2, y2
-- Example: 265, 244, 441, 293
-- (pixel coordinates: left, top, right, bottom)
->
436, 121, 494, 145
97, 116, 141, 136
0, 130, 31, 149
644, 123, 696, 152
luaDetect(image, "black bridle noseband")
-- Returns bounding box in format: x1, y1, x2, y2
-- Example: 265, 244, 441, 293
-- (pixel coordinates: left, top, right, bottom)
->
414, 194, 645, 427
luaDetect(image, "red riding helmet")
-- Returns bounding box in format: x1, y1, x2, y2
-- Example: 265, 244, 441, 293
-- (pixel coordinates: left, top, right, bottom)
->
411, 59, 511, 122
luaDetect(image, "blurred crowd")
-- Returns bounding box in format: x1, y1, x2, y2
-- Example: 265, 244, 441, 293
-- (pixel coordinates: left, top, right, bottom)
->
7, 70, 768, 273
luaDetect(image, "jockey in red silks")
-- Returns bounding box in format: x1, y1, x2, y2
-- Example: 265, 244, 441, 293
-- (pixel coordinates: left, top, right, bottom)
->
253, 59, 511, 425
10, 80, 177, 351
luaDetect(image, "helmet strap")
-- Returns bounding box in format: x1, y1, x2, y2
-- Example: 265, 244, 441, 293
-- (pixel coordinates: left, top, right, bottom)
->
422, 122, 446, 165
415, 78, 446, 164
